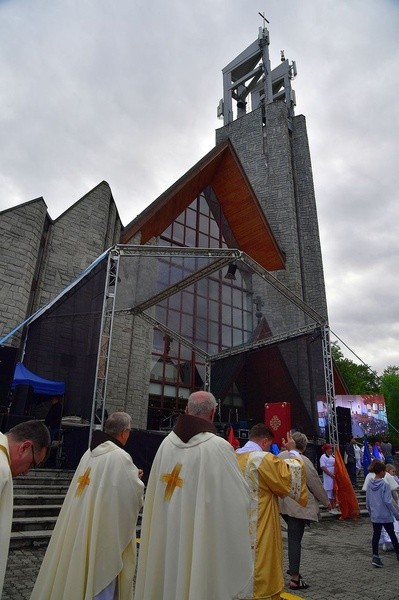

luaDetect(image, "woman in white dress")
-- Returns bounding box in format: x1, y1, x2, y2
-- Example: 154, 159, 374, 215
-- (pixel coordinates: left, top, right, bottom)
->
319, 443, 338, 513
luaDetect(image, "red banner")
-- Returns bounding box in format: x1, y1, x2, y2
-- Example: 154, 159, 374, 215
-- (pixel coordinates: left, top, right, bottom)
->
264, 402, 291, 447
334, 446, 360, 520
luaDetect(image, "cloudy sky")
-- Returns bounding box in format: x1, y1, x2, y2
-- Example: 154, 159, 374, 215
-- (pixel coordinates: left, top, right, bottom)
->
0, 0, 398, 374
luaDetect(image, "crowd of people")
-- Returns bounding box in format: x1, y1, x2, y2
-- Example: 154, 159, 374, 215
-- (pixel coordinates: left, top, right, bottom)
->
0, 394, 398, 598
319, 436, 399, 569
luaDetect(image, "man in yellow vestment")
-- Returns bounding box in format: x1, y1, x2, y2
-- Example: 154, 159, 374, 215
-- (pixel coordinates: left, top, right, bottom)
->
0, 421, 50, 597
236, 424, 307, 600
135, 391, 252, 600
31, 412, 144, 600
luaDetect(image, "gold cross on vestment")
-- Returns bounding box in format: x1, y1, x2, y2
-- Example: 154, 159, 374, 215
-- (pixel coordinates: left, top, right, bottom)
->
161, 463, 183, 501
76, 467, 91, 497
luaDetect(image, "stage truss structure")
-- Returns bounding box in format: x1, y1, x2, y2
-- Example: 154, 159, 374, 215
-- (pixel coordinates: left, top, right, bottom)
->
90, 245, 338, 447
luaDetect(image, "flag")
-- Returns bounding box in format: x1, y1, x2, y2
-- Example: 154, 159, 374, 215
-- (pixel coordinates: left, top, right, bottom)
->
334, 446, 360, 520
270, 442, 280, 455
372, 442, 383, 460
363, 437, 372, 478
227, 425, 240, 450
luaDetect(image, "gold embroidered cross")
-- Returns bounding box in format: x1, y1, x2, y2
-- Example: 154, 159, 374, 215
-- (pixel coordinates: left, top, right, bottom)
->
161, 463, 183, 501
76, 467, 91, 497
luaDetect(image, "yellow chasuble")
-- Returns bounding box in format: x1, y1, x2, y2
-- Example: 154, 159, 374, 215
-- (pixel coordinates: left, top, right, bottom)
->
236, 450, 307, 600
0, 433, 13, 599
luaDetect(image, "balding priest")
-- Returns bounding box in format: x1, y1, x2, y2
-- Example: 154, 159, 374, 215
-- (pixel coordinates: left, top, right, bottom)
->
31, 412, 144, 600
134, 391, 252, 600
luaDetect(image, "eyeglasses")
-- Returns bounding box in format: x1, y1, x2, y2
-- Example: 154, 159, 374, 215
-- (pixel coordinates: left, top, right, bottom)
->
30, 444, 37, 470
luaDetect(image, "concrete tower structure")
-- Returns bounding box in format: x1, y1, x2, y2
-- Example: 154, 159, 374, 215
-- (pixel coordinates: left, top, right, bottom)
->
215, 26, 328, 429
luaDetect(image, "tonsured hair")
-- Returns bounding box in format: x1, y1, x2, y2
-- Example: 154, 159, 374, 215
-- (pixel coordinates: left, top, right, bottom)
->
186, 391, 217, 416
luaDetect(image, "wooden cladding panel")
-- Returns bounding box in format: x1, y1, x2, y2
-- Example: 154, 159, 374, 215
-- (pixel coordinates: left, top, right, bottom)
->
210, 151, 284, 271
121, 141, 285, 272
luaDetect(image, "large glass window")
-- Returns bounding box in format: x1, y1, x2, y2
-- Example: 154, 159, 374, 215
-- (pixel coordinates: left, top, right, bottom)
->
147, 190, 253, 428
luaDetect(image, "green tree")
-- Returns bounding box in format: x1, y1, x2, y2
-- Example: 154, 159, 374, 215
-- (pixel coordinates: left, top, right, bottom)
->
331, 342, 379, 394
380, 366, 399, 434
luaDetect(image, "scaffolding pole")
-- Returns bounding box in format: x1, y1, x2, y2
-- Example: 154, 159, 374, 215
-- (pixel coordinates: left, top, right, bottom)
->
322, 324, 339, 447
89, 248, 121, 446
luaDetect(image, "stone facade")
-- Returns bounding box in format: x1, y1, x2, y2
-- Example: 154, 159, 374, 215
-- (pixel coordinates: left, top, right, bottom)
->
216, 103, 326, 315
0, 182, 122, 351
33, 181, 121, 311
0, 198, 49, 347
216, 103, 327, 423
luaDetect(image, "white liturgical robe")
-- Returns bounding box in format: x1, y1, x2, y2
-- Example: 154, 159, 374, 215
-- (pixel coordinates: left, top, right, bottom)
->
0, 432, 13, 598
135, 415, 253, 600
31, 438, 144, 600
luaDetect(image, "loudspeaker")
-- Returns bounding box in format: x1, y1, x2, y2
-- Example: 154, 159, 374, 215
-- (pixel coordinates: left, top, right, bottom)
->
336, 406, 352, 443
125, 429, 168, 486
61, 427, 90, 470
3, 414, 32, 432
0, 346, 18, 406
10, 385, 34, 415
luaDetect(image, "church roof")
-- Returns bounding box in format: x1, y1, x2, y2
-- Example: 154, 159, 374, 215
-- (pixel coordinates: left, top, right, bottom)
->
121, 139, 285, 271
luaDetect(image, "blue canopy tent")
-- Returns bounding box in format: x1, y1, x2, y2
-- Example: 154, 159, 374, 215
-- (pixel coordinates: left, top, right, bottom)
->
12, 363, 65, 396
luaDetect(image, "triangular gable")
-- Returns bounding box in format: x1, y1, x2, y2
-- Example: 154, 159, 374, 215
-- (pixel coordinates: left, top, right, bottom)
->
121, 140, 285, 271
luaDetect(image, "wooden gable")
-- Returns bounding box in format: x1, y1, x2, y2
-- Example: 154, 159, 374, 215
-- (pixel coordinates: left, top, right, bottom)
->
121, 140, 285, 271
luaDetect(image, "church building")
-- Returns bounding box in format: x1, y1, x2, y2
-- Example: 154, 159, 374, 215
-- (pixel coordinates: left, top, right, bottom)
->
0, 26, 340, 440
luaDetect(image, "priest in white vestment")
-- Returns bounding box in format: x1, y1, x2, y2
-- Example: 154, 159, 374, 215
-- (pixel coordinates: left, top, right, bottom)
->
0, 421, 50, 597
134, 391, 252, 600
31, 412, 144, 600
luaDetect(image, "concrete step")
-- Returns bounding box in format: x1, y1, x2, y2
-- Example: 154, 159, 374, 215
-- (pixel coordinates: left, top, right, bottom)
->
13, 505, 62, 518
14, 494, 66, 506
320, 507, 369, 520
11, 468, 73, 548
10, 529, 53, 549
12, 516, 58, 532
9, 522, 143, 550
13, 484, 70, 495
319, 488, 368, 519
14, 476, 73, 486
16, 468, 74, 480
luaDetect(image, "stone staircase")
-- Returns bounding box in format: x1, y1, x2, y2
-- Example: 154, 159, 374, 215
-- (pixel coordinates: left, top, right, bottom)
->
319, 485, 367, 520
10, 469, 74, 548
10, 468, 144, 549
10, 468, 368, 549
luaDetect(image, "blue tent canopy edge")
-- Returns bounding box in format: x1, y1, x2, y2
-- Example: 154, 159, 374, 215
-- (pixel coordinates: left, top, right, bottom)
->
12, 363, 65, 396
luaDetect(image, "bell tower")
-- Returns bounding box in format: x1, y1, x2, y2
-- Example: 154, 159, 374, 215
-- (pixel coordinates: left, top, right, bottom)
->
217, 24, 297, 125
216, 24, 328, 433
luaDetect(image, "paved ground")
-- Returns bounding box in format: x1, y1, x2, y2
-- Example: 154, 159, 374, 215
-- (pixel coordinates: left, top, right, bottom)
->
2, 515, 398, 599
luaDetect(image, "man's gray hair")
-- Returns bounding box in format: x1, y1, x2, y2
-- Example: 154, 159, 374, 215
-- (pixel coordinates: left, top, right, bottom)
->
292, 431, 308, 452
7, 420, 51, 452
187, 391, 216, 416
104, 412, 132, 437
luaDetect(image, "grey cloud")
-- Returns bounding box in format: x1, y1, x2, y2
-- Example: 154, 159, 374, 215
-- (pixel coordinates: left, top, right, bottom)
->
0, 0, 398, 374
